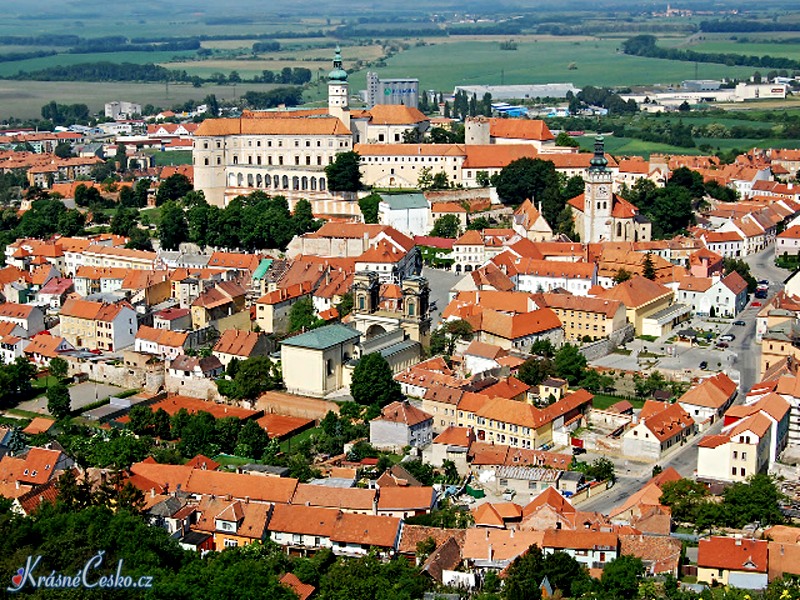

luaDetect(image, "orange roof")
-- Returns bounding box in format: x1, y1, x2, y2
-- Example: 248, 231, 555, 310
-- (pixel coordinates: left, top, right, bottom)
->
24, 334, 70, 358
292, 482, 375, 511
542, 529, 618, 551
195, 116, 351, 137
268, 503, 340, 537
375, 401, 432, 427
22, 417, 56, 435
536, 291, 622, 318
641, 404, 694, 442
567, 192, 638, 219
330, 512, 400, 548
377, 486, 435, 511
17, 447, 62, 485
185, 454, 220, 471
697, 536, 767, 573
463, 145, 536, 168
280, 574, 314, 600
488, 118, 554, 142
482, 376, 530, 399
729, 412, 772, 439
193, 497, 270, 541
677, 276, 713, 292
365, 104, 428, 125
354, 143, 465, 157
476, 397, 549, 429
135, 325, 189, 348
462, 528, 545, 563
0, 302, 36, 319
467, 307, 562, 340
213, 329, 262, 357
473, 502, 522, 527
594, 275, 672, 309
678, 373, 737, 410
722, 271, 748, 295
432, 426, 475, 447
256, 413, 313, 439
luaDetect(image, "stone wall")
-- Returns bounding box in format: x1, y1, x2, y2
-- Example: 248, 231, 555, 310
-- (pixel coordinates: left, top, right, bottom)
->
579, 324, 635, 361
164, 374, 223, 402
66, 356, 164, 393
255, 390, 339, 420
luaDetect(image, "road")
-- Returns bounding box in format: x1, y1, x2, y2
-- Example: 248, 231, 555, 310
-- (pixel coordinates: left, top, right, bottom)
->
421, 267, 462, 326
583, 246, 789, 515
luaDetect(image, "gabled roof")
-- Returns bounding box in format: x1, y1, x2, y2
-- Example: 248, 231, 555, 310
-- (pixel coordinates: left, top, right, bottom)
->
697, 536, 768, 573
366, 104, 428, 125
640, 403, 694, 442
567, 192, 639, 219
594, 275, 672, 309
721, 271, 748, 295
280, 574, 314, 600
374, 401, 432, 427
195, 116, 351, 137
213, 329, 262, 357
488, 118, 554, 142
432, 426, 475, 448
678, 373, 737, 410
330, 512, 400, 548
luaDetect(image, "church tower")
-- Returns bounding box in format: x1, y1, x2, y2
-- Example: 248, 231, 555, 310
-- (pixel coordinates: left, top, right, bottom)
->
583, 135, 614, 243
327, 46, 350, 129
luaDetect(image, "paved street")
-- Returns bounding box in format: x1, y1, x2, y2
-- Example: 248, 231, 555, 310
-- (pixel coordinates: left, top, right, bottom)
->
422, 267, 462, 326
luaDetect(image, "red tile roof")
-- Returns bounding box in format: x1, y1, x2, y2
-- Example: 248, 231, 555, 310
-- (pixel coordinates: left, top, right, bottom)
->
697, 536, 768, 573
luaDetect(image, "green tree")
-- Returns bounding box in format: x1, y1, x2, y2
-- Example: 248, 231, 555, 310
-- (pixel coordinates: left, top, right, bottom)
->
586, 457, 615, 482
600, 555, 644, 600
48, 356, 68, 380
430, 214, 461, 238
110, 205, 139, 236
218, 356, 282, 401
133, 178, 150, 207
553, 343, 587, 386
531, 339, 556, 357
336, 292, 353, 317
236, 419, 271, 458
660, 478, 711, 524
126, 228, 153, 251
614, 268, 633, 283
158, 200, 188, 250
494, 157, 564, 226
417, 166, 434, 190
46, 382, 71, 419
292, 198, 319, 235
351, 352, 403, 407
53, 142, 73, 158
517, 357, 555, 386
155, 173, 193, 206
467, 216, 490, 231
554, 131, 579, 147
358, 192, 381, 224
289, 297, 323, 332
128, 404, 155, 435
721, 474, 785, 527
430, 170, 451, 190
642, 252, 656, 280
325, 151, 362, 192
57, 209, 85, 236
503, 545, 545, 600
318, 554, 429, 600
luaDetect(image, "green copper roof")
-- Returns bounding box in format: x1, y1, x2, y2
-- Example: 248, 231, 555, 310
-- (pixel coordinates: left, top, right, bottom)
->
252, 258, 273, 280
589, 135, 608, 171
380, 193, 429, 210
281, 323, 360, 350
328, 45, 348, 82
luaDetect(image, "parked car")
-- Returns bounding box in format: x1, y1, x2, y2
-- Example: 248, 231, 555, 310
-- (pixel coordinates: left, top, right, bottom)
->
716, 341, 729, 348
719, 334, 735, 342
733, 320, 746, 326
752, 301, 762, 307
572, 447, 587, 455
699, 361, 708, 370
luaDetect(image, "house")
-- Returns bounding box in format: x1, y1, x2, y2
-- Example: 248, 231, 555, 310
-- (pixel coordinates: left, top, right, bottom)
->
0, 303, 45, 336
36, 278, 74, 310
421, 386, 465, 434
427, 426, 475, 472
168, 355, 224, 381
724, 392, 790, 465
593, 276, 674, 336
370, 401, 434, 452
59, 298, 137, 352
620, 535, 683, 577
0, 334, 29, 365
776, 224, 800, 259
280, 323, 360, 398
73, 266, 129, 296
153, 307, 192, 331
621, 401, 696, 461
697, 536, 768, 589
677, 372, 738, 425
378, 193, 431, 237
462, 528, 545, 571
193, 497, 272, 551
462, 341, 508, 375
134, 326, 191, 361
376, 486, 436, 519
255, 283, 312, 334
23, 334, 74, 366
512, 199, 553, 242
212, 329, 268, 367
541, 530, 619, 570
701, 230, 744, 259
190, 281, 248, 331
689, 247, 724, 278
267, 503, 341, 554
697, 413, 772, 483
465, 307, 564, 352
452, 228, 521, 274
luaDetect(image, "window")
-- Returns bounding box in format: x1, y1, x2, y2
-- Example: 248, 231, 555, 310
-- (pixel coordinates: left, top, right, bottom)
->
741, 452, 747, 460
732, 467, 737, 475
499, 479, 508, 487
733, 451, 738, 459
326, 359, 334, 376
224, 539, 238, 548
740, 468, 746, 476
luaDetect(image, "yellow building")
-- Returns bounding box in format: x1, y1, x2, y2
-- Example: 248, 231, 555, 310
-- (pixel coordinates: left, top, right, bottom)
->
535, 292, 627, 343
594, 275, 673, 336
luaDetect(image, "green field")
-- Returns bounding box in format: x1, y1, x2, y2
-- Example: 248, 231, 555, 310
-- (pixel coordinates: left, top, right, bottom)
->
0, 50, 199, 77
576, 133, 800, 158
149, 150, 193, 166
0, 80, 280, 120
688, 40, 800, 62
304, 38, 760, 102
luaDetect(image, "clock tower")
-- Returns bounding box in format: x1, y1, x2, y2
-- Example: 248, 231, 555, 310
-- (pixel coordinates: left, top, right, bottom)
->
583, 135, 614, 243
327, 46, 350, 129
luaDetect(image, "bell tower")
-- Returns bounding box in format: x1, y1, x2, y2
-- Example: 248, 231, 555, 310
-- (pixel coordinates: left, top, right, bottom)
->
327, 46, 350, 129
400, 276, 431, 345
583, 135, 613, 243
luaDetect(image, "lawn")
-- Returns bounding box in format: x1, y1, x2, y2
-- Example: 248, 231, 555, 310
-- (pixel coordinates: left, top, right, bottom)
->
213, 454, 257, 467
280, 426, 321, 453
148, 150, 193, 166
575, 133, 800, 158
31, 375, 59, 390
591, 393, 645, 410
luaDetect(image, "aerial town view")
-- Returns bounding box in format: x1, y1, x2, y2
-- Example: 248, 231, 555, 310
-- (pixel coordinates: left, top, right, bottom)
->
3, 0, 800, 598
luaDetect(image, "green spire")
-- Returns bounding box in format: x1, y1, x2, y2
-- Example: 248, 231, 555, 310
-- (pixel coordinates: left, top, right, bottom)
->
328, 45, 348, 82
589, 135, 608, 171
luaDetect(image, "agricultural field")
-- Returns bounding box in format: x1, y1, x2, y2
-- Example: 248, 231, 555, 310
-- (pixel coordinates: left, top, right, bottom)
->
0, 80, 280, 120
304, 37, 761, 102
576, 133, 800, 159
686, 39, 800, 62
0, 50, 199, 78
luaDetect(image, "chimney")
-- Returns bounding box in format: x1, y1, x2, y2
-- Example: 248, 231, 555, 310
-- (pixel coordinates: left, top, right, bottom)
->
150, 488, 155, 498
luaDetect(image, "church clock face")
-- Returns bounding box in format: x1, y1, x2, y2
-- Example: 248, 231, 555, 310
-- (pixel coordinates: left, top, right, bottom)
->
597, 185, 609, 197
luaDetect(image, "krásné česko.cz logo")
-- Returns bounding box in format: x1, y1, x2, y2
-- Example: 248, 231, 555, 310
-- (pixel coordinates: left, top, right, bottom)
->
8, 552, 153, 593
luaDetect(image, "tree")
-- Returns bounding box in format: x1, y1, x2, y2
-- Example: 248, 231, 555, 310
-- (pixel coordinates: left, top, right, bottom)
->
110, 205, 139, 236
586, 457, 615, 482
126, 228, 153, 251
48, 357, 68, 381
325, 151, 362, 192
430, 214, 461, 238
721, 474, 785, 528
292, 198, 319, 235
236, 419, 271, 458
47, 382, 71, 419
553, 343, 587, 386
642, 252, 656, 280
600, 555, 644, 599
158, 200, 188, 250
54, 142, 73, 158
494, 157, 564, 226
660, 478, 711, 524
155, 173, 193, 206
358, 192, 381, 224
518, 357, 555, 386
289, 297, 323, 332
554, 131, 579, 147
500, 545, 545, 600
614, 268, 632, 283
133, 178, 150, 207
417, 166, 434, 190
336, 292, 353, 317
350, 352, 403, 407
467, 216, 490, 231
218, 356, 282, 401
530, 339, 556, 357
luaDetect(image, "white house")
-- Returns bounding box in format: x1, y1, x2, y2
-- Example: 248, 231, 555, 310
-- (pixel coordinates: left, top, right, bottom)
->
370, 401, 434, 452
776, 224, 800, 259
0, 303, 45, 336
378, 193, 431, 237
